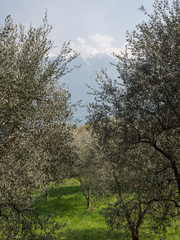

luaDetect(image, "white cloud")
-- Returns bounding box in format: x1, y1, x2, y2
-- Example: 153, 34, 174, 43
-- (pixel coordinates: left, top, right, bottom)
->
48, 52, 57, 58
71, 33, 127, 59
77, 37, 86, 45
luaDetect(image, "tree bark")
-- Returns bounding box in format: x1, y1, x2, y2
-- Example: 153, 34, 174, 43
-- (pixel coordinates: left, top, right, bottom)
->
131, 231, 139, 240
170, 159, 180, 194
152, 143, 180, 194
87, 186, 91, 210
45, 184, 55, 201
46, 191, 49, 201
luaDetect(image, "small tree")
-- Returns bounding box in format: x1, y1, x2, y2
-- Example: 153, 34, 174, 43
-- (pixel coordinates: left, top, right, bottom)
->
73, 125, 102, 210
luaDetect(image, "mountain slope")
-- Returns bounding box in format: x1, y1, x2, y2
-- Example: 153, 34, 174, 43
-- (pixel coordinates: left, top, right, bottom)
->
61, 54, 117, 123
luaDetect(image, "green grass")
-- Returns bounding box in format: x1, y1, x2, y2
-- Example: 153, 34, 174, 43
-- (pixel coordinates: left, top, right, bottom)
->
38, 178, 124, 240
0, 179, 179, 239
38, 178, 180, 240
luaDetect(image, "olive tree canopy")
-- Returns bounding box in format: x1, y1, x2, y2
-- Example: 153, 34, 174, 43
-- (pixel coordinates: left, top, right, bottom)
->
0, 14, 78, 238
88, 0, 180, 194
88, 1, 180, 239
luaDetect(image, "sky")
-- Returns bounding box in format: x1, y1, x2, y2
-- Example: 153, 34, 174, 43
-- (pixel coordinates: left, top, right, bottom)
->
0, 0, 157, 59
0, 0, 160, 122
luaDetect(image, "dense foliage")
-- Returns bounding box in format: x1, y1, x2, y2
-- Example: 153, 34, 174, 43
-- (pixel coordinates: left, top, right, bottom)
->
0, 14, 77, 239
88, 1, 180, 239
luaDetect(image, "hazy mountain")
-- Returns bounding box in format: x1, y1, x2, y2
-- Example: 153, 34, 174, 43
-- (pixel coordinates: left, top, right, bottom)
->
60, 54, 117, 123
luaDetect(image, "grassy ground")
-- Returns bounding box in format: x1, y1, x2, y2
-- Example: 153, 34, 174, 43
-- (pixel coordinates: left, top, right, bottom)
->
38, 178, 124, 240
38, 178, 180, 240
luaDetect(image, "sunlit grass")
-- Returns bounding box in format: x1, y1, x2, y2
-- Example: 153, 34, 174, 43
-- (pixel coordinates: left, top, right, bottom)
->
37, 178, 180, 240
1, 178, 179, 239
38, 178, 124, 240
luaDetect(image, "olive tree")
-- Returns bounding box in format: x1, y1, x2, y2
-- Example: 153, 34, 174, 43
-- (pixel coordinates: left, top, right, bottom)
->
89, 0, 180, 193
95, 119, 177, 240
0, 14, 77, 238
88, 0, 180, 239
73, 125, 103, 210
